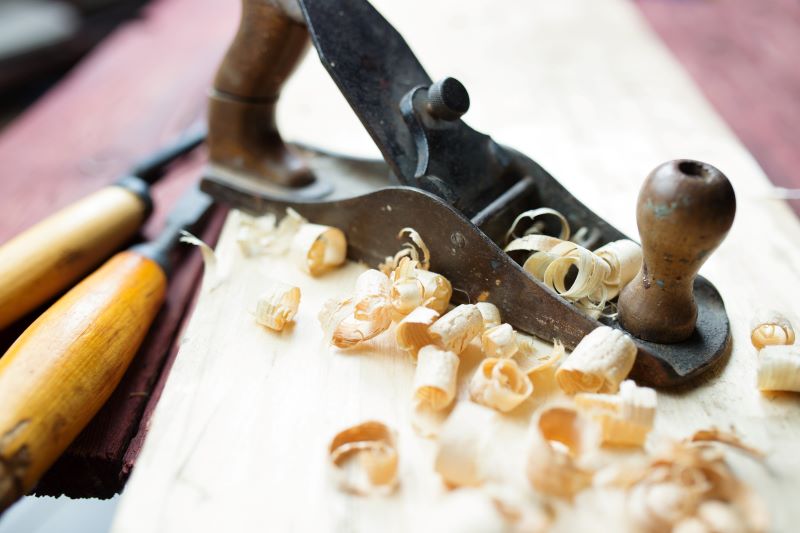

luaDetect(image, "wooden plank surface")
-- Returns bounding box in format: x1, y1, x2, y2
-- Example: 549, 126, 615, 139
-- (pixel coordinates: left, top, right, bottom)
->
0, 0, 235, 497
112, 0, 800, 531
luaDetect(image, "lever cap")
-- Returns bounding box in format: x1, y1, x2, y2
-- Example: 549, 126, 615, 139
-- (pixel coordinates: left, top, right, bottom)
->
618, 160, 735, 343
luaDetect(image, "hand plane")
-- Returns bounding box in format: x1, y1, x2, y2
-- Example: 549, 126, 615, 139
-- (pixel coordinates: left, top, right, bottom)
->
201, 0, 736, 388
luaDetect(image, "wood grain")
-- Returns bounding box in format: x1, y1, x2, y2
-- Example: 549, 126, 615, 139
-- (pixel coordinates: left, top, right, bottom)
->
112, 0, 800, 531
0, 251, 166, 510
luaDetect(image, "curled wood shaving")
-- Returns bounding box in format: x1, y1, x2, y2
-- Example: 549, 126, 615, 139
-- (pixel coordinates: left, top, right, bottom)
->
687, 429, 764, 459
624, 437, 768, 533
235, 211, 277, 256
428, 304, 484, 354
179, 230, 227, 290
389, 258, 452, 315
434, 401, 496, 487
414, 345, 459, 411
526, 406, 594, 500
481, 323, 518, 358
328, 421, 398, 496
236, 209, 347, 276
319, 269, 392, 348
593, 239, 642, 300
469, 358, 533, 412
515, 332, 538, 359
514, 339, 564, 378
571, 226, 603, 249
506, 235, 609, 318
254, 281, 300, 331
574, 380, 656, 447
476, 302, 502, 330
505, 234, 641, 317
236, 208, 306, 256
380, 227, 431, 273
750, 309, 795, 350
411, 345, 459, 436
395, 307, 440, 355
291, 223, 347, 276
399, 227, 430, 270
756, 344, 800, 392
556, 326, 637, 394
504, 207, 571, 243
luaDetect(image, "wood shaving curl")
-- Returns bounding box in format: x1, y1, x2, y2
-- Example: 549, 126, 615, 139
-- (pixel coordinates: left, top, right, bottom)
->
750, 309, 795, 350
504, 207, 571, 243
389, 258, 452, 315
505, 234, 641, 318
428, 304, 484, 354
593, 239, 643, 300
756, 344, 800, 392
235, 211, 277, 256
434, 401, 496, 487
623, 436, 768, 533
235, 208, 305, 256
328, 421, 398, 496
235, 209, 346, 276
506, 235, 609, 318
525, 406, 595, 500
254, 281, 300, 331
318, 269, 392, 348
574, 380, 656, 447
481, 323, 519, 358
395, 307, 440, 356
411, 345, 459, 437
513, 339, 564, 378
179, 230, 228, 291
380, 227, 431, 273
556, 326, 637, 394
291, 223, 347, 276
476, 302, 502, 330
469, 358, 533, 413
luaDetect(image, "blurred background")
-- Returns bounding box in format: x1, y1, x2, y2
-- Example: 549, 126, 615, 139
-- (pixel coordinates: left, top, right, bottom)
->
0, 0, 797, 531
0, 0, 149, 126
1, 0, 797, 211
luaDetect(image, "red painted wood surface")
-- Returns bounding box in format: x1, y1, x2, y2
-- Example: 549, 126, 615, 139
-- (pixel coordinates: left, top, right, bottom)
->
0, 0, 797, 499
636, 0, 800, 215
0, 0, 238, 497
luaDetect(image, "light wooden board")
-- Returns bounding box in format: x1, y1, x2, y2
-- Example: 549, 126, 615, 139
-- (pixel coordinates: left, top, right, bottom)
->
113, 0, 800, 531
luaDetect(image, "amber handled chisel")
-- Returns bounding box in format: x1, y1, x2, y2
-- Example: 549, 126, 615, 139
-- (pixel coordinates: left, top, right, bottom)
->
0, 128, 205, 330
0, 185, 213, 512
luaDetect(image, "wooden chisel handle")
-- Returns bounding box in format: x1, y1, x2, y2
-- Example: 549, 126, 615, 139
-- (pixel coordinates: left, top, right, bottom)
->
0, 250, 166, 510
0, 180, 150, 330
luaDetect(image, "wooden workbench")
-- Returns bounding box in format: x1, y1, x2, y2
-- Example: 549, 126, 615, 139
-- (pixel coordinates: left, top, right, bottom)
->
109, 0, 800, 531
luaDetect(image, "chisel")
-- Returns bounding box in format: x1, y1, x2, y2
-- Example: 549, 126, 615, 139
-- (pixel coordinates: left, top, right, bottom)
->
0, 184, 214, 511
0, 128, 205, 330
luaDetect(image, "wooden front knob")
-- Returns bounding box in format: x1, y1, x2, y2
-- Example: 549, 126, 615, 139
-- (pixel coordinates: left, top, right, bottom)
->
618, 160, 735, 343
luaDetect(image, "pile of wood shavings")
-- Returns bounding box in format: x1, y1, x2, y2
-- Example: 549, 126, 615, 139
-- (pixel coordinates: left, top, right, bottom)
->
202, 211, 771, 531
312, 227, 769, 532
503, 209, 642, 318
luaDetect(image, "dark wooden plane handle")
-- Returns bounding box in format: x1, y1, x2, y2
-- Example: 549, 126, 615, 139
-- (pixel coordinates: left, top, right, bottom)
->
208, 0, 314, 188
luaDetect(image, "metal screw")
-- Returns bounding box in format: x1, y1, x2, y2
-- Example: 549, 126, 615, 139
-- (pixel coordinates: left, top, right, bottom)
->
426, 77, 470, 121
